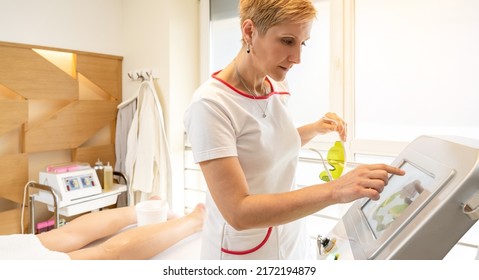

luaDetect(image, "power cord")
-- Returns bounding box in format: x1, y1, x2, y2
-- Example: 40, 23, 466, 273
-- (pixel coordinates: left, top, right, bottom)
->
308, 148, 333, 181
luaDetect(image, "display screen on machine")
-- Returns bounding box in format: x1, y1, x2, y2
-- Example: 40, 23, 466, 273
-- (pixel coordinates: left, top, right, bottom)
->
361, 161, 435, 239
63, 174, 97, 192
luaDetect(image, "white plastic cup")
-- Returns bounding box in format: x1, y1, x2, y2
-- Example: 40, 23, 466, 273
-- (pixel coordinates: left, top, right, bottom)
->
135, 200, 169, 226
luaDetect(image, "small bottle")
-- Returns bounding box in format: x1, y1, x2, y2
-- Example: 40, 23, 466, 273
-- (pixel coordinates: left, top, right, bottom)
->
94, 159, 104, 189
103, 162, 113, 191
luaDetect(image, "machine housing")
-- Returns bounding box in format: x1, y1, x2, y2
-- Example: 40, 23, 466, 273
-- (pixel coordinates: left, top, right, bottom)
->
319, 135, 479, 260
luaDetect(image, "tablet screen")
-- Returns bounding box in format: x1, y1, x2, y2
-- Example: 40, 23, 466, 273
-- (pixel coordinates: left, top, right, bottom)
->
361, 162, 435, 238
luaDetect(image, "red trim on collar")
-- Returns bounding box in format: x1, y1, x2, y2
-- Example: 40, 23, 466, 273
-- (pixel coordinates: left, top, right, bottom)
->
211, 70, 290, 99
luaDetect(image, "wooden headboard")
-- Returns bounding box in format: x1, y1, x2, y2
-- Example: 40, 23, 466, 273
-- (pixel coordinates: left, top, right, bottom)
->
0, 41, 122, 234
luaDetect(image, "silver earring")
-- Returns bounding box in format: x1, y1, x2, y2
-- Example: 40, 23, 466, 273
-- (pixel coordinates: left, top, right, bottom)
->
246, 44, 250, 54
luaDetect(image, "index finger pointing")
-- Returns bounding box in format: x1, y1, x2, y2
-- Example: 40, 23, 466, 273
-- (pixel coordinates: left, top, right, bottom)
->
369, 164, 405, 176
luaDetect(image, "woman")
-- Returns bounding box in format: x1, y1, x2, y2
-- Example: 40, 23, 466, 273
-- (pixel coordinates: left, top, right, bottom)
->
184, 0, 404, 259
1, 203, 205, 260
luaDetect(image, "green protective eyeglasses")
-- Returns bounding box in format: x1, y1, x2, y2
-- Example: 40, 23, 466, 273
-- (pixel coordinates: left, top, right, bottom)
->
309, 141, 346, 182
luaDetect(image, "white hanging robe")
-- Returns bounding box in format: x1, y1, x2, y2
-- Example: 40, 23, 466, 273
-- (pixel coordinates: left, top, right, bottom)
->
125, 80, 171, 204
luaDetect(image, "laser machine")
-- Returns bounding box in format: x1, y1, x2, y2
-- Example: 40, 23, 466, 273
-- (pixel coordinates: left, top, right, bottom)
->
28, 163, 127, 233
317, 135, 479, 260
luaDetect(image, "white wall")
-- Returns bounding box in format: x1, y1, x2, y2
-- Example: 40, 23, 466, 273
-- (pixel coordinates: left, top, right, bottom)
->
0, 0, 123, 55
122, 0, 200, 212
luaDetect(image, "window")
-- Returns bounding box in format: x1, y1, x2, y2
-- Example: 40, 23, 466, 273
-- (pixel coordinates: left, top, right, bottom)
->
288, 0, 331, 127
355, 0, 479, 143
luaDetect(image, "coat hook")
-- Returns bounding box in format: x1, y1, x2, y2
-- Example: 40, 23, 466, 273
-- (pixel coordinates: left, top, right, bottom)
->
136, 72, 144, 82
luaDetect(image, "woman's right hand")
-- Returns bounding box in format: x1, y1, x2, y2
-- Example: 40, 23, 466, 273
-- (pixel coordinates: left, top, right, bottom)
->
315, 112, 347, 142
330, 164, 405, 203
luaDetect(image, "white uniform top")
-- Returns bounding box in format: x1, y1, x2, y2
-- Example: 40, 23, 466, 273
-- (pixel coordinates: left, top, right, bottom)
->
184, 72, 312, 259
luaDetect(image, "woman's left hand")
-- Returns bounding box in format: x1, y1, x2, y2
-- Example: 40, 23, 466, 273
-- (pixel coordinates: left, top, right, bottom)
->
317, 112, 347, 141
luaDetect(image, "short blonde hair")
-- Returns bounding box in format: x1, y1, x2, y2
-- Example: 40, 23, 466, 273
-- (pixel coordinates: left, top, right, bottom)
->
239, 0, 317, 35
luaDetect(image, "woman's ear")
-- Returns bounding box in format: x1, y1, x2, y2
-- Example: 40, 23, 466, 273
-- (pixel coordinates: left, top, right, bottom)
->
241, 19, 255, 45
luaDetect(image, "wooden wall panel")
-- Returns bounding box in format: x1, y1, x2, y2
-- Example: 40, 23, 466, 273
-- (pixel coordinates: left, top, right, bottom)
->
0, 208, 24, 234
0, 154, 28, 204
0, 41, 123, 234
0, 100, 28, 135
0, 43, 78, 100
24, 101, 118, 153
77, 54, 122, 100
72, 144, 116, 168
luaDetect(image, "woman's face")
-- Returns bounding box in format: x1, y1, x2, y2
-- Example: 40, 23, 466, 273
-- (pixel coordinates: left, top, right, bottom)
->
251, 20, 313, 81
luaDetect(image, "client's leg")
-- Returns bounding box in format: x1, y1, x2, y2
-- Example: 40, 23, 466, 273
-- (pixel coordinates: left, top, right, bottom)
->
38, 206, 137, 253
67, 203, 205, 260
